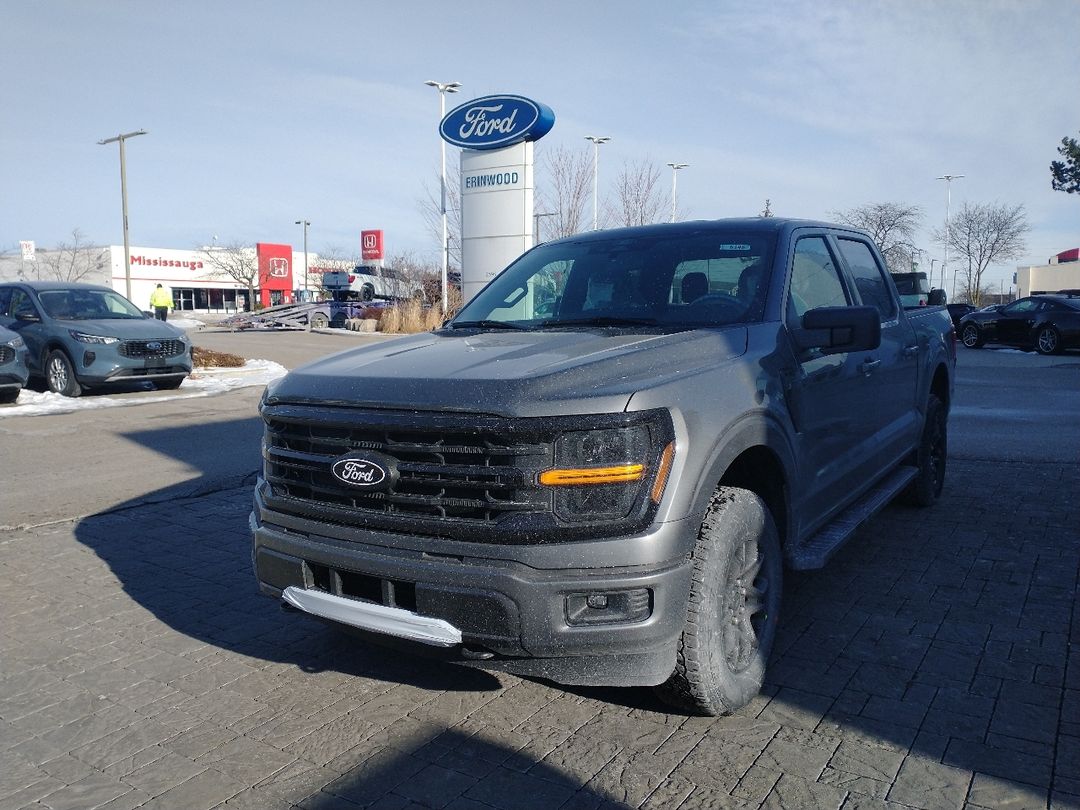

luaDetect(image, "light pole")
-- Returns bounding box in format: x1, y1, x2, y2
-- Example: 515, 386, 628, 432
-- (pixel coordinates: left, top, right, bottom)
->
425, 80, 461, 312
937, 174, 964, 301
585, 135, 610, 230
98, 129, 147, 300
667, 162, 689, 222
294, 220, 309, 300
930, 258, 938, 290
533, 212, 557, 246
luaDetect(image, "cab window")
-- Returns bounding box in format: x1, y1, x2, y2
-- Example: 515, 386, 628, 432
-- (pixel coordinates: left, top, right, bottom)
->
787, 237, 849, 323
836, 238, 897, 321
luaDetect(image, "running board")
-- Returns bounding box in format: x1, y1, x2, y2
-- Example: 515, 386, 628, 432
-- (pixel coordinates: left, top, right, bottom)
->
789, 466, 918, 571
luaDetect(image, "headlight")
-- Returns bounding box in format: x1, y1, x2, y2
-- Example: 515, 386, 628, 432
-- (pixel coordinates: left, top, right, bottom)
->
541, 426, 659, 521
7, 335, 24, 349
69, 331, 119, 345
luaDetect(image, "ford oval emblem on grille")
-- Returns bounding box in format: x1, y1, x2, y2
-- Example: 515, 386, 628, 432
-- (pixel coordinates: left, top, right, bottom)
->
146, 341, 162, 350
331, 455, 392, 489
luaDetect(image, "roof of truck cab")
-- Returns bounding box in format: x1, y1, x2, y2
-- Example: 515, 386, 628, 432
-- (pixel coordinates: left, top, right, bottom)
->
541, 218, 867, 246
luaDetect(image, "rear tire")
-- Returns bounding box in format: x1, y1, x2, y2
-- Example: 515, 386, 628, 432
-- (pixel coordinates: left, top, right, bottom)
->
361, 285, 374, 303
0, 388, 19, 404
1035, 325, 1061, 355
902, 394, 947, 507
961, 323, 984, 349
655, 487, 782, 716
309, 313, 329, 329
46, 350, 82, 397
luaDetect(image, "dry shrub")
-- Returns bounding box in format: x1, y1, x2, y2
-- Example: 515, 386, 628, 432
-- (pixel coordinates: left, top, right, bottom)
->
378, 286, 465, 334
192, 346, 246, 368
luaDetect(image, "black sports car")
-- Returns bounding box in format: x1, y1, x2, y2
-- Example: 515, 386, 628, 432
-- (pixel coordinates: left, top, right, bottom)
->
957, 294, 1080, 355
946, 303, 977, 330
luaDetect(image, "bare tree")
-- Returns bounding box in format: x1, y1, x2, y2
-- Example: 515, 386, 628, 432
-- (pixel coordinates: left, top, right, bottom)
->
537, 144, 593, 238
418, 161, 463, 270
829, 202, 924, 272
759, 199, 773, 218
200, 241, 259, 309
36, 229, 108, 282
934, 201, 1029, 306
608, 158, 666, 227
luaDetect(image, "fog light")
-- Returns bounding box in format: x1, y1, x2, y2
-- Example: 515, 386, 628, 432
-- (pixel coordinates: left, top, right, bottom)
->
83, 351, 96, 367
586, 594, 608, 609
566, 589, 651, 626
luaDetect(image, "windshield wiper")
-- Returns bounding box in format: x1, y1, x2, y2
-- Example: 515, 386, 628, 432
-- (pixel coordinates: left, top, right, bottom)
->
537, 316, 661, 328
450, 320, 531, 330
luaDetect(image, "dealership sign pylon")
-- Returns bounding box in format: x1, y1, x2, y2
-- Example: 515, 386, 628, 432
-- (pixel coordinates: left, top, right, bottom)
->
440, 95, 555, 302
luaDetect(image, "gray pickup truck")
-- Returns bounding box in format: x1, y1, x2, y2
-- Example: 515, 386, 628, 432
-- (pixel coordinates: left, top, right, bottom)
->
251, 218, 955, 715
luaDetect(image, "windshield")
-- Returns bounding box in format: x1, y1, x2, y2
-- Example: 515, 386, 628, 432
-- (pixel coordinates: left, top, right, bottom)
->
452, 230, 776, 330
38, 289, 146, 320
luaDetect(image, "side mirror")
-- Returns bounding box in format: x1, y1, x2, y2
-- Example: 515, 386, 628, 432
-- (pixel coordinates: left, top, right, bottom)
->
795, 305, 881, 355
927, 289, 946, 306
15, 310, 40, 323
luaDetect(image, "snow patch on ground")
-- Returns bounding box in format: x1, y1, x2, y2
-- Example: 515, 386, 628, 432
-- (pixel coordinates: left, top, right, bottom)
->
168, 315, 206, 330
0, 359, 286, 418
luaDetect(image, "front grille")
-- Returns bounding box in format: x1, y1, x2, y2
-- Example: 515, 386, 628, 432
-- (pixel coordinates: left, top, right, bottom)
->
260, 404, 670, 543
119, 339, 186, 358
264, 406, 553, 526
0, 346, 14, 363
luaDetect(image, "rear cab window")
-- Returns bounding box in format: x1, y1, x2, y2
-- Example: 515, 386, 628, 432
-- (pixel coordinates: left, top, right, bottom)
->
835, 238, 898, 321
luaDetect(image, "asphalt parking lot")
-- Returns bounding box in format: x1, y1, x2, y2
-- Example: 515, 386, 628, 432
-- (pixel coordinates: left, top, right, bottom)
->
1, 333, 1078, 810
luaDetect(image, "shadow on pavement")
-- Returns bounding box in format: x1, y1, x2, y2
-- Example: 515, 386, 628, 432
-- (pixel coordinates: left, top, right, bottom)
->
71, 417, 1078, 809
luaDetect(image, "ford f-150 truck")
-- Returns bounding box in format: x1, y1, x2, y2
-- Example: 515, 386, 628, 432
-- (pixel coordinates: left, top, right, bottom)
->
251, 218, 955, 715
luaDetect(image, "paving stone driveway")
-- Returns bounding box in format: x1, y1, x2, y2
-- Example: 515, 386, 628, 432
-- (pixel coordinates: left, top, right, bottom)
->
1, 459, 1077, 810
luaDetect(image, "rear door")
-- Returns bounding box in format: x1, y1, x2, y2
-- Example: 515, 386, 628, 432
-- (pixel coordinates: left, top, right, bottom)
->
833, 235, 921, 469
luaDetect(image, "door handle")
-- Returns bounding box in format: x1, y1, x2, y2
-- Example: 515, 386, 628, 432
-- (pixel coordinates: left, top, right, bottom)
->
902, 344, 919, 358
858, 358, 881, 375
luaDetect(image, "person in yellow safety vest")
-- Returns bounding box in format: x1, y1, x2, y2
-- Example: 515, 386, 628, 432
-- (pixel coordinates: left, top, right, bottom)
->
150, 284, 173, 322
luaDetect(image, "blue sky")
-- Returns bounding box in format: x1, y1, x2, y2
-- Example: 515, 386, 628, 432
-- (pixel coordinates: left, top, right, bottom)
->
2, 0, 1077, 291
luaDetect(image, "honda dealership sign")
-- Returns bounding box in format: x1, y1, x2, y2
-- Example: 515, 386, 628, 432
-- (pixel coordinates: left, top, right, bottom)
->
441, 95, 554, 301
361, 229, 384, 262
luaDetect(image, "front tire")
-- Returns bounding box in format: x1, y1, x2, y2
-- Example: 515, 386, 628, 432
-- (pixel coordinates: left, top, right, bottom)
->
46, 350, 82, 397
309, 312, 329, 329
361, 285, 374, 303
655, 487, 782, 716
1035, 325, 1061, 355
961, 323, 984, 349
903, 394, 947, 506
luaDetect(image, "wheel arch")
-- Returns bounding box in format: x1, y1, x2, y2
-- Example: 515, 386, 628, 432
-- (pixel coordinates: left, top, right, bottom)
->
717, 446, 790, 552
930, 362, 951, 411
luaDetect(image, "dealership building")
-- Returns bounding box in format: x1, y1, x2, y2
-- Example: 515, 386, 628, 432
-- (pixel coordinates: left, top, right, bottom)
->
1016, 248, 1080, 297
2, 243, 333, 312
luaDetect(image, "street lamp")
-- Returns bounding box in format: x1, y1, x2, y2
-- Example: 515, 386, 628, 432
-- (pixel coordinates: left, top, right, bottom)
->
937, 174, 964, 301
667, 162, 689, 222
98, 129, 147, 300
533, 212, 557, 246
585, 135, 611, 230
294, 220, 309, 299
425, 80, 462, 312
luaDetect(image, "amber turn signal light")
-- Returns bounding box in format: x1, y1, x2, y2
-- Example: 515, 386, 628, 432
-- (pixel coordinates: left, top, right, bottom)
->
539, 464, 645, 486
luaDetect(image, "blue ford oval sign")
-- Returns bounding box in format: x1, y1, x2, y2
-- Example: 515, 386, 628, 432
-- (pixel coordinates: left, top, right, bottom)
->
440, 94, 555, 150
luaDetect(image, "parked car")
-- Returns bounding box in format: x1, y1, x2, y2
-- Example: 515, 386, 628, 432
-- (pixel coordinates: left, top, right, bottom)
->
251, 218, 955, 715
958, 294, 1080, 355
946, 303, 977, 330
0, 324, 30, 404
0, 282, 193, 397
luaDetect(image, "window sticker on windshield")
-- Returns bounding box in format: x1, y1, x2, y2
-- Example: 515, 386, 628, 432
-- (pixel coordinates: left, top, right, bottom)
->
717, 244, 751, 252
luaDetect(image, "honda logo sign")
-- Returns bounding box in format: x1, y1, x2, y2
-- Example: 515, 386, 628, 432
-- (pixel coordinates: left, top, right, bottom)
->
361, 230, 384, 261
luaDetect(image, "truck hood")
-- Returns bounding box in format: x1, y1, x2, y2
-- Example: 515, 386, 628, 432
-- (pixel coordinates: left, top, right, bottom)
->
269, 327, 747, 417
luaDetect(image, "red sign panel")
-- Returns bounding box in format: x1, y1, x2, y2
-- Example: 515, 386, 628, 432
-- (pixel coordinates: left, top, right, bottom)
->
256, 243, 293, 291
361, 230, 384, 261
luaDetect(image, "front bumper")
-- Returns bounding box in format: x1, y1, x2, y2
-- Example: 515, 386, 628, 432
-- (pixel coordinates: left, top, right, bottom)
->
251, 479, 695, 687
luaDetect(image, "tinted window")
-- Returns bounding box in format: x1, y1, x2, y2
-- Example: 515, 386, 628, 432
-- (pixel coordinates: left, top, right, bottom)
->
787, 236, 848, 321
837, 238, 897, 320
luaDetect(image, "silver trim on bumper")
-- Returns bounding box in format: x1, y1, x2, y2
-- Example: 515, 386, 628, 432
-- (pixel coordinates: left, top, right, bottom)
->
281, 586, 463, 647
